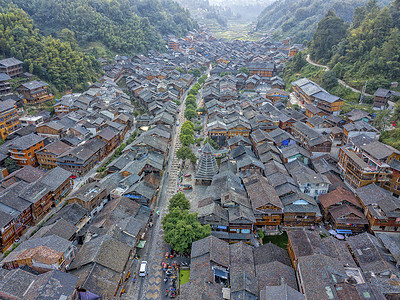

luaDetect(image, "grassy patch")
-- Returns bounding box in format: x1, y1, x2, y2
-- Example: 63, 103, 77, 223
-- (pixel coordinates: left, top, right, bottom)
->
179, 269, 190, 287
262, 232, 288, 250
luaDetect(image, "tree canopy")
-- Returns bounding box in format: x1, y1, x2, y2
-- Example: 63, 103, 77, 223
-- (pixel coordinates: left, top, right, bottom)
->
176, 146, 197, 164
162, 207, 210, 254
8, 0, 198, 55
0, 6, 100, 91
168, 192, 190, 211
309, 10, 347, 63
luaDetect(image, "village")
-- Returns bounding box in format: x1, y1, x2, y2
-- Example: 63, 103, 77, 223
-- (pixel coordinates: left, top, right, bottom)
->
0, 26, 398, 300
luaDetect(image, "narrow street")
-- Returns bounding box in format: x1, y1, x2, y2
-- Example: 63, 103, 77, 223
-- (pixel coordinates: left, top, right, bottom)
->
123, 88, 189, 300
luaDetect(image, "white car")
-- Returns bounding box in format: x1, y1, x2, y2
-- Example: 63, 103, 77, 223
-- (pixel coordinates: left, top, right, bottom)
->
139, 261, 148, 276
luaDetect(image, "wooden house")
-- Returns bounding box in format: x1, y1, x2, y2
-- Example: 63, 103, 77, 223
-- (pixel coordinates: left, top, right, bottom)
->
319, 186, 368, 233
244, 173, 283, 234
0, 57, 23, 77
8, 133, 45, 166
17, 80, 53, 104
355, 184, 400, 232
0, 99, 21, 140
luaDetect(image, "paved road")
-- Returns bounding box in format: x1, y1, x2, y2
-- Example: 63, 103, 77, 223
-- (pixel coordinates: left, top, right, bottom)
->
306, 55, 396, 110
306, 54, 374, 96
124, 87, 190, 300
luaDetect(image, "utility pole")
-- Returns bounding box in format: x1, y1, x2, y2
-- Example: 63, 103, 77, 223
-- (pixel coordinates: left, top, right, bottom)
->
359, 80, 368, 104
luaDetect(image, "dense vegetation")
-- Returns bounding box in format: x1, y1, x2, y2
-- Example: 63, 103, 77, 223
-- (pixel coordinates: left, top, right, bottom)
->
256, 0, 390, 43
162, 192, 210, 254
0, 6, 101, 91
9, 0, 197, 55
309, 0, 400, 93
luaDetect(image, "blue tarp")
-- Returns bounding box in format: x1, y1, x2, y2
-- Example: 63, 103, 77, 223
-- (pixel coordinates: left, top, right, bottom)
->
336, 229, 352, 234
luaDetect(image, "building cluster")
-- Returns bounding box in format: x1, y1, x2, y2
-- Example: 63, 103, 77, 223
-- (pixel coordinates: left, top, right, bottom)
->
0, 32, 206, 298
152, 30, 400, 300
182, 229, 400, 299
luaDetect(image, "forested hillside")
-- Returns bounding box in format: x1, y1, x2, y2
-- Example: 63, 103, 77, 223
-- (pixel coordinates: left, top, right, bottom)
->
256, 0, 391, 43
308, 0, 400, 93
9, 0, 197, 55
0, 6, 101, 91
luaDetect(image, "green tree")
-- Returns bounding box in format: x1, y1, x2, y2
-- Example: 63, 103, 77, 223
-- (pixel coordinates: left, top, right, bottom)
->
321, 70, 338, 90
331, 62, 343, 78
374, 109, 391, 130
180, 134, 195, 146
204, 137, 219, 149
180, 125, 194, 136
309, 10, 348, 63
239, 66, 250, 76
176, 146, 197, 163
182, 120, 194, 131
5, 158, 20, 174
189, 68, 201, 77
168, 192, 190, 211
162, 207, 210, 254
184, 108, 196, 120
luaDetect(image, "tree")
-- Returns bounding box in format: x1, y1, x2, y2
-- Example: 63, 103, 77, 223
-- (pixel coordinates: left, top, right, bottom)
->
5, 158, 20, 174
292, 104, 300, 111
204, 137, 219, 149
182, 120, 194, 131
331, 62, 343, 78
184, 108, 196, 120
168, 192, 190, 211
180, 134, 195, 146
291, 52, 306, 72
374, 109, 391, 130
180, 125, 194, 136
189, 68, 201, 77
321, 70, 338, 91
239, 66, 250, 76
162, 207, 210, 254
309, 10, 348, 63
176, 146, 197, 163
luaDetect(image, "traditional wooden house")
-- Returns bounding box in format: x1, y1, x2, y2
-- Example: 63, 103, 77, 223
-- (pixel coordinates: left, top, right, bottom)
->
0, 57, 23, 77
355, 184, 400, 232
0, 99, 21, 140
319, 186, 368, 233
281, 192, 322, 227
17, 80, 53, 104
373, 88, 399, 110
0, 73, 12, 96
36, 140, 72, 170
37, 121, 65, 138
337, 146, 392, 190
244, 173, 283, 233
265, 88, 289, 104
291, 122, 332, 153
247, 62, 276, 78
8, 133, 45, 166
67, 182, 108, 214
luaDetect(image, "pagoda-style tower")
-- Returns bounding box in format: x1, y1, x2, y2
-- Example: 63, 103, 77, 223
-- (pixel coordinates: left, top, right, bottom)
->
195, 143, 218, 185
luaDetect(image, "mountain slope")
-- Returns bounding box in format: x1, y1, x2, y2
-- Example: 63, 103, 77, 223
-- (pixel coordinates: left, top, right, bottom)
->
9, 0, 198, 55
256, 0, 391, 43
0, 6, 101, 92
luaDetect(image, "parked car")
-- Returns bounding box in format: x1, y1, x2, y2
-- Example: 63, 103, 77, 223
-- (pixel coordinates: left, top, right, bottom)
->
183, 174, 191, 177
139, 261, 148, 277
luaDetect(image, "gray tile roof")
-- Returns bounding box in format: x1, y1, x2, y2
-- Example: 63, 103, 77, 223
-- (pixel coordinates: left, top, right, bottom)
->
69, 234, 131, 273
8, 133, 44, 150
260, 284, 305, 300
